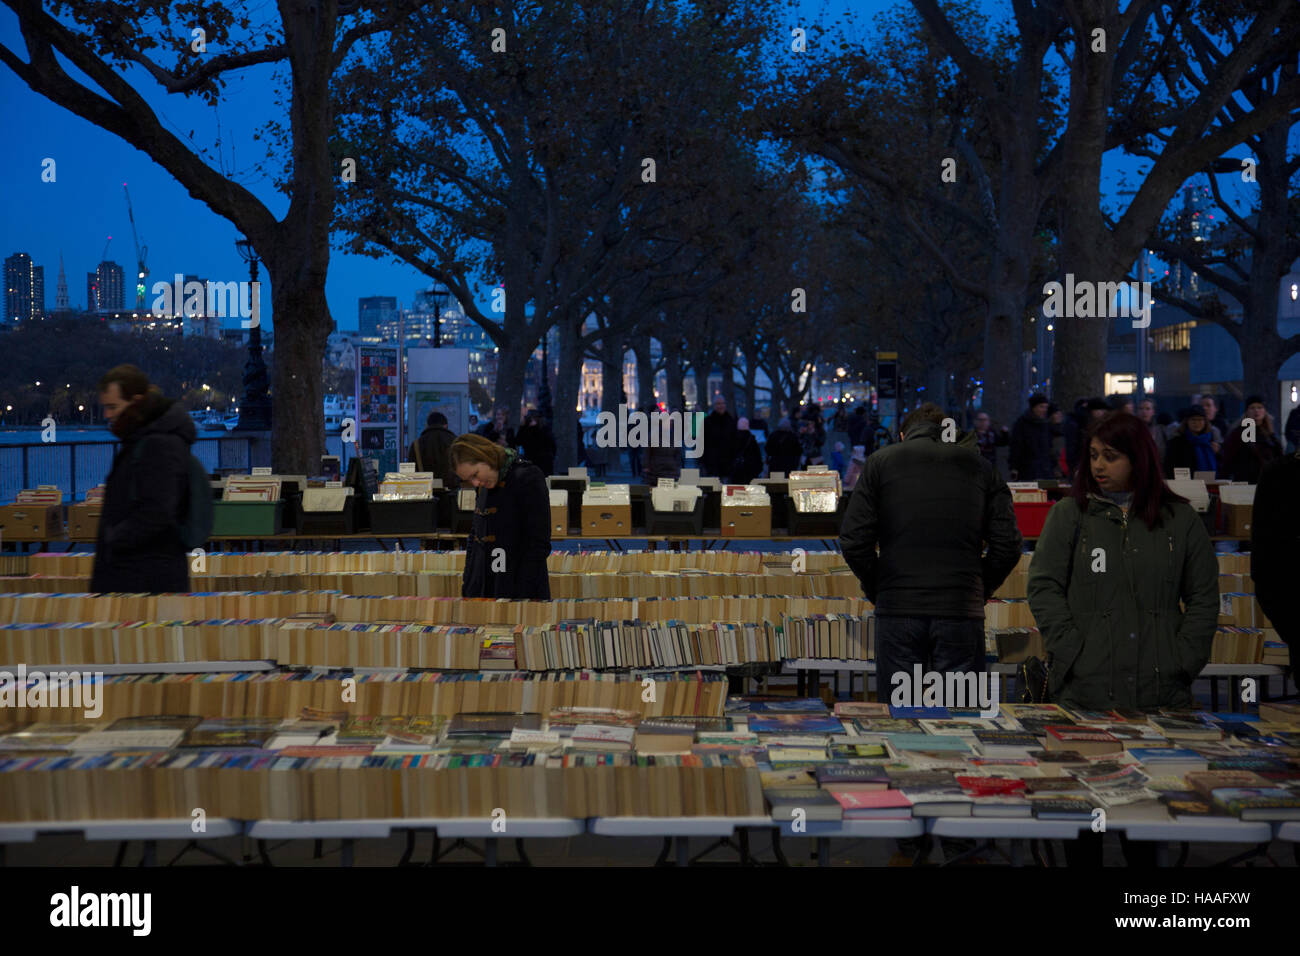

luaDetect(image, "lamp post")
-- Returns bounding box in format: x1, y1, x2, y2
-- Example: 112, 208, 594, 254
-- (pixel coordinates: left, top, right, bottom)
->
233, 238, 272, 430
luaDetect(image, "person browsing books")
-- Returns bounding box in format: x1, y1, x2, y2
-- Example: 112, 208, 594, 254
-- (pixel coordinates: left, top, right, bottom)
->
452, 433, 551, 599
1027, 412, 1219, 712
839, 402, 1023, 697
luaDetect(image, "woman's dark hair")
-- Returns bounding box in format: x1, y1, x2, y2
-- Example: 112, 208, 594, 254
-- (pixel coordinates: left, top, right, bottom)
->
1070, 411, 1184, 528
98, 364, 150, 399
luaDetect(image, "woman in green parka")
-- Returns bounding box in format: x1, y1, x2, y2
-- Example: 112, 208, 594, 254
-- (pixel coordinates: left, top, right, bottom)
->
1027, 412, 1220, 712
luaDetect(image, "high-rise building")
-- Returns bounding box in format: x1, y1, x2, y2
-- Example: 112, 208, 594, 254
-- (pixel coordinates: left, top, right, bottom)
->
87, 272, 98, 312
4, 252, 44, 323
358, 296, 398, 341
95, 261, 125, 312
1168, 185, 1214, 300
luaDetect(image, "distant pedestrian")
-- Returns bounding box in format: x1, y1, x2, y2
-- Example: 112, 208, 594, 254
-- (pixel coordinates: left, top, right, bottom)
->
409, 411, 459, 489
701, 397, 737, 480
1165, 407, 1219, 478
729, 417, 763, 484
1009, 393, 1055, 480
1222, 395, 1281, 483
765, 418, 802, 476
515, 408, 557, 477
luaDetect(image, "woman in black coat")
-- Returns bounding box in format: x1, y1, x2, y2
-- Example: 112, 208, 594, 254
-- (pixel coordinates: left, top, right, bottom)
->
452, 433, 551, 599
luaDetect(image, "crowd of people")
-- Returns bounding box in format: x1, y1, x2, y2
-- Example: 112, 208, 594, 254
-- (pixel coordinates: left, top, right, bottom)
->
1001, 391, 1299, 484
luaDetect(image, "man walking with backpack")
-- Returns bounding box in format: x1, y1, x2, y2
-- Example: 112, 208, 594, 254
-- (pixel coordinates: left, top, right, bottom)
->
92, 365, 202, 593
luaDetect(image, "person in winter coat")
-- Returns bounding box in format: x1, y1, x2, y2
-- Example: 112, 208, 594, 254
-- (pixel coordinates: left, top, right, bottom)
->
701, 397, 737, 479
1063, 397, 1111, 478
91, 365, 197, 594
971, 411, 1009, 471
1251, 447, 1300, 678
1221, 395, 1282, 484
409, 411, 459, 489
1164, 406, 1219, 478
1137, 398, 1166, 463
477, 407, 516, 448
515, 409, 557, 477
729, 417, 763, 483
840, 403, 1023, 695
1008, 393, 1056, 480
452, 433, 550, 599
765, 419, 802, 476
1027, 412, 1219, 713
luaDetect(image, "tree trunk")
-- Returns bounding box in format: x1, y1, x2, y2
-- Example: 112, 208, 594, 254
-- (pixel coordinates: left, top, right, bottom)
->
553, 313, 584, 471
632, 334, 656, 410
600, 342, 625, 416
264, 276, 331, 474
982, 291, 1026, 427
663, 338, 686, 413
741, 344, 760, 421
689, 349, 713, 412
492, 334, 534, 429
720, 352, 737, 416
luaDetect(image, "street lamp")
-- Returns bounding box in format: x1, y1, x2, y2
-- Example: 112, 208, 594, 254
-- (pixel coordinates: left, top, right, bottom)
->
233, 237, 271, 430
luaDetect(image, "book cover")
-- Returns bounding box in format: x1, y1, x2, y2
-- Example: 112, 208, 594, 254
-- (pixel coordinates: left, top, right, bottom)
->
747, 714, 844, 735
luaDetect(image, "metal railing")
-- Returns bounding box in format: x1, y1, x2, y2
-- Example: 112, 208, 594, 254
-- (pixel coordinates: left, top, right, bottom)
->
0, 436, 260, 504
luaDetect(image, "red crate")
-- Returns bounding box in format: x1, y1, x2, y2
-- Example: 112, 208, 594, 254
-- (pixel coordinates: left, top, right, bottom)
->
1013, 501, 1053, 537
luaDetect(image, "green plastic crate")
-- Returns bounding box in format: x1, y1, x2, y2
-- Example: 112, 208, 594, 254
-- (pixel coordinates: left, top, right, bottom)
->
211, 500, 284, 537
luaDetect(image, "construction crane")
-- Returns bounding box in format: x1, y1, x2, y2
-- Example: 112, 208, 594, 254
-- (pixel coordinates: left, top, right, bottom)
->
123, 184, 148, 310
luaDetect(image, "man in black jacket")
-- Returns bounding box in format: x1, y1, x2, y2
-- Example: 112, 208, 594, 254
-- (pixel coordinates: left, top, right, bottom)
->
839, 403, 1023, 700
1008, 393, 1055, 480
409, 411, 459, 489
515, 409, 556, 476
701, 396, 737, 480
91, 365, 196, 594
1252, 450, 1300, 683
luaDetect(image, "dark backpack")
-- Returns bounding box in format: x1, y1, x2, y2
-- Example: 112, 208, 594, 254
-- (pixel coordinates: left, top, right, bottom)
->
130, 440, 214, 551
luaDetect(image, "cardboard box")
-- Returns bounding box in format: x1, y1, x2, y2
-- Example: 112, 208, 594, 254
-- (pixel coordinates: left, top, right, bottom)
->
721, 504, 771, 537
582, 504, 632, 536
550, 490, 568, 536
1217, 484, 1254, 538
994, 628, 1046, 664
67, 503, 103, 540
0, 504, 63, 541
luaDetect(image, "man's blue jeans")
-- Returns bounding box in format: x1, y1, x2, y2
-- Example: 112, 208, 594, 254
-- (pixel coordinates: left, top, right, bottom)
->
874, 615, 986, 704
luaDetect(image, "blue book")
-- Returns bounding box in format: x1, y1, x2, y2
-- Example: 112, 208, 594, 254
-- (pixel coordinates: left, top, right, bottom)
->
747, 714, 844, 734
1126, 747, 1204, 762
889, 706, 951, 720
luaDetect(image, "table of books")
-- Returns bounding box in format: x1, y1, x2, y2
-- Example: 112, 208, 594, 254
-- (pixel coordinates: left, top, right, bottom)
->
0, 548, 1293, 867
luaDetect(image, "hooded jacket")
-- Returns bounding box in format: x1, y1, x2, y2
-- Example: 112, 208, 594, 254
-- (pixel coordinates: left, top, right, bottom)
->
461, 452, 551, 599
1026, 494, 1219, 711
90, 388, 197, 593
1251, 451, 1300, 664
765, 425, 802, 475
1009, 410, 1055, 479
839, 420, 1023, 618
410, 424, 459, 489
